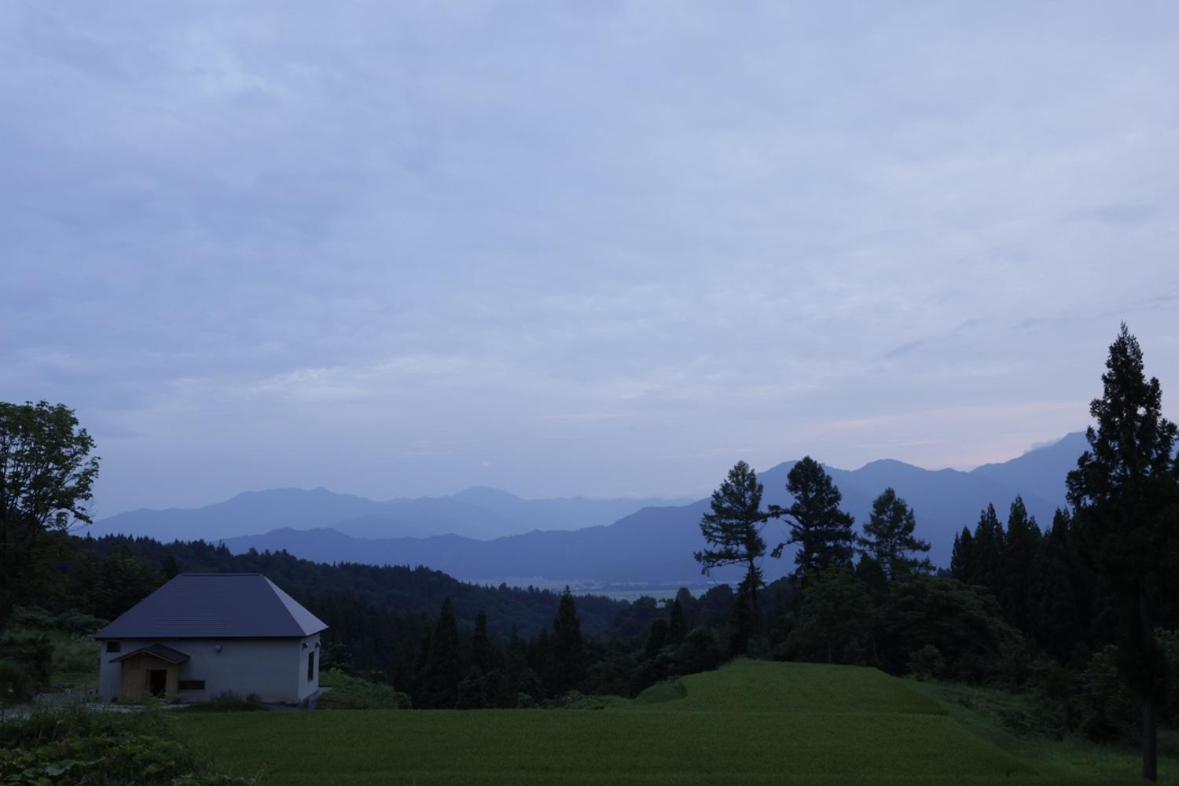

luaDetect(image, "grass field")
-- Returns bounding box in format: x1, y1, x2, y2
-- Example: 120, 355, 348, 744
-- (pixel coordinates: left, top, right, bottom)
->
178, 660, 1176, 785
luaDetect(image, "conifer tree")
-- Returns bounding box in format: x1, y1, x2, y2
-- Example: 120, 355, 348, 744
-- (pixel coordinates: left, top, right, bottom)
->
860, 487, 931, 582
695, 461, 768, 620
1028, 509, 1081, 661
1001, 497, 1042, 634
421, 597, 461, 708
469, 609, 500, 674
667, 597, 688, 644
551, 588, 585, 694
950, 527, 975, 581
770, 457, 856, 581
1067, 324, 1179, 782
970, 504, 1006, 598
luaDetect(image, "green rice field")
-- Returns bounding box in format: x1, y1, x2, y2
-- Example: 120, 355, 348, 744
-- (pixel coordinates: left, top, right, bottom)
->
178, 660, 1175, 785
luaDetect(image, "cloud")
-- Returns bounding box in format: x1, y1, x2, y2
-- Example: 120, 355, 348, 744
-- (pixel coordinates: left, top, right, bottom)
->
1, 2, 1178, 514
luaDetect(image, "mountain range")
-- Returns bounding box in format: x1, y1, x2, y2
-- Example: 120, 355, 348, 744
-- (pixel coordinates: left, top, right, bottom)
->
89, 486, 692, 542
92, 432, 1091, 587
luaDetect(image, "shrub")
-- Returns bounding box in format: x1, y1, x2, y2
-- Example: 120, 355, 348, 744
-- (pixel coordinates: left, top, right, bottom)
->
0, 660, 35, 706
907, 645, 945, 681
186, 693, 266, 713
0, 707, 251, 785
0, 632, 52, 689
317, 669, 411, 710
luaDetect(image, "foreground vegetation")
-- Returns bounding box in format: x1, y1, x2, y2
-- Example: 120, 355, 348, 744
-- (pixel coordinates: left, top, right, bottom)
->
178, 661, 1176, 785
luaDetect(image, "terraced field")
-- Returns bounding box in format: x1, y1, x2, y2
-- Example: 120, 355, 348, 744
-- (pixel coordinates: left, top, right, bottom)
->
178, 660, 1172, 785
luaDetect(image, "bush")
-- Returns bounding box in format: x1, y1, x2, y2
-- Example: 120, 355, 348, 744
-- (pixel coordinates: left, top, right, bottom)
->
317, 669, 411, 710
10, 607, 106, 636
0, 632, 53, 689
907, 645, 945, 681
186, 693, 267, 713
1074, 645, 1136, 742
0, 707, 251, 785
0, 660, 35, 706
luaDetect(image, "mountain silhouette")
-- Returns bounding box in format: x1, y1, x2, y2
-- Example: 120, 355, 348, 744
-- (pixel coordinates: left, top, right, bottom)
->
220, 433, 1089, 586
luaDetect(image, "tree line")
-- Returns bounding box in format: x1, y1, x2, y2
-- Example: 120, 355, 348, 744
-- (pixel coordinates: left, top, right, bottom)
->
693, 324, 1179, 781
1, 324, 1176, 780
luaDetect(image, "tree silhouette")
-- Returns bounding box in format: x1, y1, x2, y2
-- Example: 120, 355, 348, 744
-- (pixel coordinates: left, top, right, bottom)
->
1066, 324, 1179, 782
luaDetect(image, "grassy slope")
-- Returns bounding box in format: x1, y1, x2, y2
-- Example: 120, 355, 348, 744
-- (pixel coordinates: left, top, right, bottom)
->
178, 660, 1170, 785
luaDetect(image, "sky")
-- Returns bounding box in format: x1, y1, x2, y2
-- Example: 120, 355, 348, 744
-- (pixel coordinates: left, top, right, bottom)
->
3, 2, 1178, 517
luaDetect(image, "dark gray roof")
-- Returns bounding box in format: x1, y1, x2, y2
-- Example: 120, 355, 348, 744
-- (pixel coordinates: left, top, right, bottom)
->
112, 643, 190, 664
95, 573, 328, 639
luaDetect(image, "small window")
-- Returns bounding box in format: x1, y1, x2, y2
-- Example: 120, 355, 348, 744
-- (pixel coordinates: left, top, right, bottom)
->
178, 680, 206, 691
307, 651, 315, 682
105, 642, 121, 653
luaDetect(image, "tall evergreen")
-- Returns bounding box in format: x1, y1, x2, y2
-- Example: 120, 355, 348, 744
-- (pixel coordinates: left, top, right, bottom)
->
421, 597, 462, 708
667, 597, 688, 644
551, 588, 585, 694
469, 609, 500, 674
1001, 497, 1042, 634
1027, 509, 1081, 661
860, 487, 931, 582
1066, 324, 1179, 782
695, 461, 768, 624
949, 526, 975, 580
771, 457, 856, 581
970, 504, 1006, 598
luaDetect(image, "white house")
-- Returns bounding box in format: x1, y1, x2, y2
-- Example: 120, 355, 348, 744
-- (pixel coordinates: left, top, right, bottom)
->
95, 573, 328, 705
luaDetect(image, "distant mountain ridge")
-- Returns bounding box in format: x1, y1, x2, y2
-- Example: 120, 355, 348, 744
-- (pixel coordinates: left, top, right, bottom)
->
220, 432, 1091, 586
90, 486, 693, 542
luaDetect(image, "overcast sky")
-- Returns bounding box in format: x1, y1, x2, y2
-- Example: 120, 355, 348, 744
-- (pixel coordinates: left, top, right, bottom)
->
3, 2, 1178, 516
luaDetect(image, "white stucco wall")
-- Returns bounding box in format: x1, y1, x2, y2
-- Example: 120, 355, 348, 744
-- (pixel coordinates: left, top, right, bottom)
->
98, 634, 321, 704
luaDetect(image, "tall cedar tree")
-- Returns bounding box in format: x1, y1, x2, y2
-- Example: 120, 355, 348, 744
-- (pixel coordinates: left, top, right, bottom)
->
551, 588, 585, 694
469, 609, 500, 674
421, 597, 462, 708
1001, 497, 1042, 635
695, 461, 767, 646
1066, 325, 1179, 782
770, 457, 856, 581
667, 597, 688, 644
0, 401, 100, 617
860, 487, 931, 582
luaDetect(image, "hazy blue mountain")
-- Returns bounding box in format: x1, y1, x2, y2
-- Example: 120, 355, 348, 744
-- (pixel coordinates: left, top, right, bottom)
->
223, 433, 1090, 586
90, 488, 383, 543
90, 486, 691, 542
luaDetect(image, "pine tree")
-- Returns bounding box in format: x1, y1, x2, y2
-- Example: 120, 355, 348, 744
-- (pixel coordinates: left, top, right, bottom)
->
950, 527, 975, 581
770, 457, 856, 581
695, 461, 768, 622
421, 597, 461, 708
971, 504, 1006, 599
1028, 509, 1081, 661
551, 588, 585, 694
1001, 497, 1042, 634
1066, 324, 1179, 782
860, 487, 931, 582
469, 609, 500, 675
667, 597, 688, 644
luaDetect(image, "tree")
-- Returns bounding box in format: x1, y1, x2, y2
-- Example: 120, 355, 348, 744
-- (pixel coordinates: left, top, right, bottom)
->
0, 401, 100, 617
695, 461, 768, 652
770, 457, 856, 581
469, 609, 500, 675
860, 488, 931, 582
1066, 325, 1179, 782
1001, 497, 1042, 634
551, 588, 585, 694
667, 597, 688, 644
785, 567, 875, 664
420, 598, 462, 708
